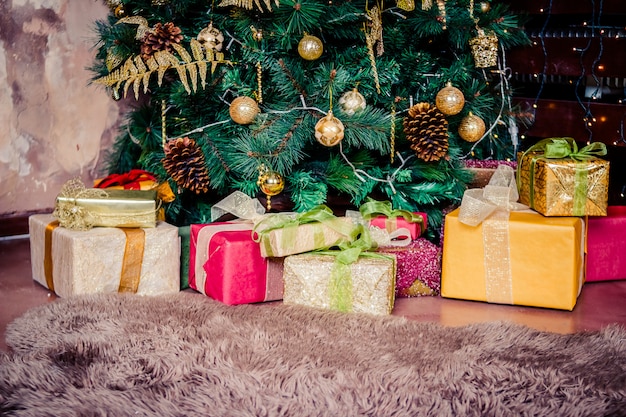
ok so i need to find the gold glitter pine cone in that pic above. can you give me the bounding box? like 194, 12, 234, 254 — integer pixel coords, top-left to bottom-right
403, 102, 449, 162
140, 22, 184, 61
162, 137, 210, 194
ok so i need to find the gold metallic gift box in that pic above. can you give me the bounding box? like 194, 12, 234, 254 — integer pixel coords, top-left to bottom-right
283, 253, 396, 315
517, 152, 609, 216
29, 214, 180, 298
441, 208, 585, 311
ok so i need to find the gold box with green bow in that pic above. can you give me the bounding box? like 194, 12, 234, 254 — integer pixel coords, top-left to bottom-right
517, 138, 610, 217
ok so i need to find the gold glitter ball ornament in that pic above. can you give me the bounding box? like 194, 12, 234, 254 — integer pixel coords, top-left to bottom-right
197, 23, 224, 52
229, 96, 260, 125
338, 88, 367, 116
458, 113, 486, 142
469, 29, 499, 68
435, 83, 465, 116
114, 4, 126, 18
315, 111, 345, 147
479, 1, 491, 13
258, 170, 285, 197
298, 34, 324, 61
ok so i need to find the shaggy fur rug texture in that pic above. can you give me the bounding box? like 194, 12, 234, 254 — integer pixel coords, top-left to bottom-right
1, 293, 625, 417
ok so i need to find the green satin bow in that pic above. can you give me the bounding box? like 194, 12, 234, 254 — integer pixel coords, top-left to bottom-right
316, 226, 395, 312
541, 137, 607, 160
359, 200, 425, 233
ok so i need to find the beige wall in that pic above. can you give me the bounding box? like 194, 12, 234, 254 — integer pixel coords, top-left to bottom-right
1, 0, 123, 216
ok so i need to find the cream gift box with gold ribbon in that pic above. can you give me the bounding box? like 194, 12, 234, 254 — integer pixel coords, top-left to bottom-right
29, 214, 180, 298
440, 166, 585, 311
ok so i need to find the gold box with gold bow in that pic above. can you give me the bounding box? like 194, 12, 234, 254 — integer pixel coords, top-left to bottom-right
53, 178, 158, 230
517, 138, 610, 216
28, 214, 180, 298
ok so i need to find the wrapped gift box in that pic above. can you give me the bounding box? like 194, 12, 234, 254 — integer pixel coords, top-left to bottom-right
378, 239, 441, 297
586, 206, 626, 282
255, 216, 357, 258
283, 253, 396, 315
369, 213, 427, 241
179, 226, 191, 289
190, 222, 284, 305
29, 214, 180, 298
441, 208, 585, 310
54, 178, 158, 229
517, 145, 609, 216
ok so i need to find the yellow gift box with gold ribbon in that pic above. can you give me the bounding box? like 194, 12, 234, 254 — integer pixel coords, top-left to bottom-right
517, 137, 610, 216
28, 214, 180, 298
441, 166, 585, 310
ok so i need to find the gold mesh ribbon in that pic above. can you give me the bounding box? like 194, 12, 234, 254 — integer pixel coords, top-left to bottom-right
53, 178, 108, 231
44, 221, 60, 292
458, 165, 528, 304
210, 191, 266, 222
118, 228, 146, 293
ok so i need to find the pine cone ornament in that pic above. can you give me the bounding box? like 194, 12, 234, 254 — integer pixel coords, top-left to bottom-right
403, 102, 449, 162
162, 137, 210, 194
140, 22, 183, 61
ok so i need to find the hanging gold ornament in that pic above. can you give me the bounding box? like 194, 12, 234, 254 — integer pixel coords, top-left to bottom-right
229, 96, 260, 125
396, 0, 415, 11
435, 83, 465, 116
458, 112, 486, 142
338, 88, 367, 116
315, 111, 345, 147
421, 0, 433, 10
437, 0, 447, 30
114, 4, 126, 18
479, 1, 491, 13
298, 34, 324, 61
469, 29, 499, 68
257, 165, 285, 210
197, 23, 224, 52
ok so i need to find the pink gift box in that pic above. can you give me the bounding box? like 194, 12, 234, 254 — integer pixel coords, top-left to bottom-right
369, 212, 427, 240
586, 206, 626, 282
190, 222, 284, 305
377, 238, 441, 297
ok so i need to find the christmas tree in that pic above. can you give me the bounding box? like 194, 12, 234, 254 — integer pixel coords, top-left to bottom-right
92, 0, 529, 238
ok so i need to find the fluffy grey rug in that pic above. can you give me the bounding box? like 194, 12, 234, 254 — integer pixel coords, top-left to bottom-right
1, 293, 625, 417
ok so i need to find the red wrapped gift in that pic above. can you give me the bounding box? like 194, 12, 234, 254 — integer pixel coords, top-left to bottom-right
369, 214, 427, 240
586, 206, 626, 282
377, 238, 441, 297
359, 200, 427, 240
94, 169, 158, 190
190, 222, 284, 305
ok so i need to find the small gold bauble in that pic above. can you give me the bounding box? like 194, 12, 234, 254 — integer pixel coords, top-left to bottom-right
435, 83, 465, 116
297, 34, 324, 61
315, 111, 345, 147
258, 171, 285, 196
229, 96, 260, 125
458, 113, 486, 142
197, 23, 224, 52
114, 4, 126, 18
479, 1, 491, 13
338, 88, 367, 116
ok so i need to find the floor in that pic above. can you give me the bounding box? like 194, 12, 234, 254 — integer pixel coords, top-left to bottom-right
2, 236, 626, 352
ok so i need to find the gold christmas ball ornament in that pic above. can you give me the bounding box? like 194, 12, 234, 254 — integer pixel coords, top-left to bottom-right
315, 111, 345, 147
458, 113, 486, 142
297, 34, 324, 61
435, 83, 465, 116
338, 88, 367, 116
197, 23, 224, 52
229, 96, 260, 125
114, 4, 126, 18
479, 1, 491, 13
258, 170, 285, 197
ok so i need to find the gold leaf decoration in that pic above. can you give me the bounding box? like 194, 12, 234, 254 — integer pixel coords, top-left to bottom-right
93, 44, 232, 100
218, 0, 279, 12
117, 16, 151, 40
